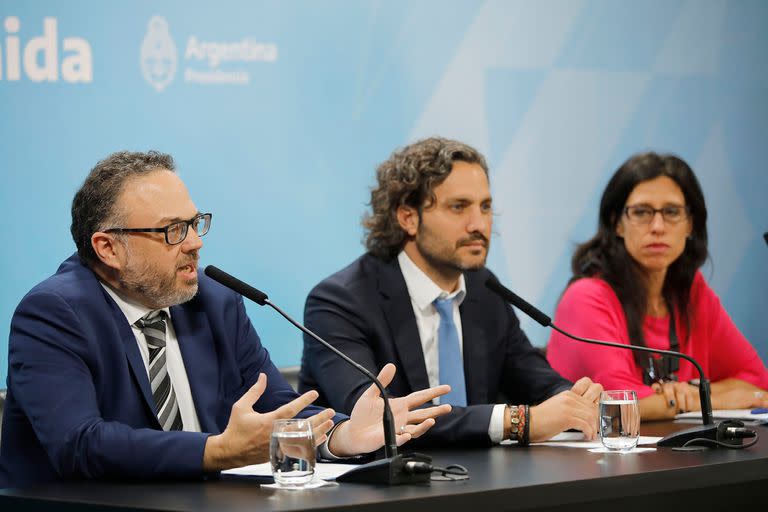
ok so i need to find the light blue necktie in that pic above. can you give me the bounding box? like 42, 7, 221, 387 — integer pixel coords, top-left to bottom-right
433, 297, 467, 407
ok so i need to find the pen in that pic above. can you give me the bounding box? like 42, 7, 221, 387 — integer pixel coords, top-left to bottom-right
751, 408, 768, 414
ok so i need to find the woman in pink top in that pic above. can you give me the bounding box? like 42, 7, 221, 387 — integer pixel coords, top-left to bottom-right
546, 152, 768, 420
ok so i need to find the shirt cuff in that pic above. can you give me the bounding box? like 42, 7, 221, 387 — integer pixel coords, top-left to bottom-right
317, 420, 346, 461
316, 419, 374, 463
488, 403, 507, 444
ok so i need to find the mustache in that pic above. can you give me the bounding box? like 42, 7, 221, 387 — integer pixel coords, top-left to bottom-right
178, 252, 200, 267
456, 233, 488, 248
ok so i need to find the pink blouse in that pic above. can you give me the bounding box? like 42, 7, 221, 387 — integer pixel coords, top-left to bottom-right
546, 272, 768, 399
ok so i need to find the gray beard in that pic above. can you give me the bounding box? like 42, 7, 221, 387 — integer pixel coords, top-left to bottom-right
119, 261, 198, 309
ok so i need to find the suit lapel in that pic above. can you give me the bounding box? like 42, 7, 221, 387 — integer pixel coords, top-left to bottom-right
378, 258, 430, 394
171, 302, 220, 433
102, 290, 159, 427
460, 289, 490, 404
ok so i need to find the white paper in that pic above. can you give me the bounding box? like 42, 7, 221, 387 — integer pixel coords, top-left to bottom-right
532, 432, 662, 449
675, 409, 768, 423
223, 462, 360, 480
261, 479, 339, 490
588, 447, 656, 454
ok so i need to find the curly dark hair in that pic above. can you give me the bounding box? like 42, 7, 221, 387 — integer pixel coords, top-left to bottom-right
363, 137, 488, 259
71, 150, 176, 266
570, 152, 708, 367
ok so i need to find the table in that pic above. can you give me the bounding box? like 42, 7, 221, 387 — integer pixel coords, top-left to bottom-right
2, 422, 767, 511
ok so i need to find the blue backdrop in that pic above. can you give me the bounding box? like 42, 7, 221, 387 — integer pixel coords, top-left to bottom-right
1, 1, 766, 385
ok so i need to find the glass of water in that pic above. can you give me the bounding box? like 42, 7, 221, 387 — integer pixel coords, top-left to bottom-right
270, 418, 316, 487
599, 390, 640, 451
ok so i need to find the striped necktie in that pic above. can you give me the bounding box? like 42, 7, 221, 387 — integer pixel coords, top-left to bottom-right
135, 311, 183, 431
433, 297, 468, 407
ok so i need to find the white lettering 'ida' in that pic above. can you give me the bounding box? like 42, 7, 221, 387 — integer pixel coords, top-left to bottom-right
1, 16, 93, 83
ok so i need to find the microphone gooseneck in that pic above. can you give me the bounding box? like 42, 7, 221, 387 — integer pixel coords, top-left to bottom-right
261, 298, 398, 458
204, 265, 398, 457
485, 276, 714, 426
203, 265, 443, 483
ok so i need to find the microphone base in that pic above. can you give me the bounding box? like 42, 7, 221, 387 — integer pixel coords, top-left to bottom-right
336, 453, 432, 485
657, 420, 746, 449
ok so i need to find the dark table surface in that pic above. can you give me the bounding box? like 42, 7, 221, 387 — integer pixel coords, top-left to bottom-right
2, 421, 767, 511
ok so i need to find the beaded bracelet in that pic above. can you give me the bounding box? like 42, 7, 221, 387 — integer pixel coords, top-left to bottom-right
508, 405, 520, 441
508, 404, 529, 445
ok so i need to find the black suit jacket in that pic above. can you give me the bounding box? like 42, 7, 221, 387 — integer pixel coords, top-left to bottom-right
299, 253, 571, 447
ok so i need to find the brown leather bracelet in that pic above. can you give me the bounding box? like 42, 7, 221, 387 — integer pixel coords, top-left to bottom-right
521, 405, 530, 446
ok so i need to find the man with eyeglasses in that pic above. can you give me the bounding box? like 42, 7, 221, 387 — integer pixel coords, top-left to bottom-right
0, 151, 451, 488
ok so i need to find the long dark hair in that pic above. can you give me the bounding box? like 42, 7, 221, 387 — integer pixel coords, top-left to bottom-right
571, 152, 708, 366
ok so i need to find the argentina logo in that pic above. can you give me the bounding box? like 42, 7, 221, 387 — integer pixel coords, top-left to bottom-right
140, 16, 176, 92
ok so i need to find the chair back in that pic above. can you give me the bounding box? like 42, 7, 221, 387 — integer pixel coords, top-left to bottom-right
0, 388, 6, 443
279, 366, 300, 391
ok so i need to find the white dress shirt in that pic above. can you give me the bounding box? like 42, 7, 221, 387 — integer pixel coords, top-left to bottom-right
397, 251, 507, 443
101, 282, 350, 459
101, 284, 202, 433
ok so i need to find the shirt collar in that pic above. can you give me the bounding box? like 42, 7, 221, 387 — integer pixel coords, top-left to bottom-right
397, 250, 466, 313
100, 282, 171, 326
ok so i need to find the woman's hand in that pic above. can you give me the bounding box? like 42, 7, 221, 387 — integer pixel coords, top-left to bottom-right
651, 381, 700, 414
712, 388, 768, 410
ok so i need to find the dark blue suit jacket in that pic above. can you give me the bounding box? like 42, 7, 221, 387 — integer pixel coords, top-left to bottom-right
299, 253, 571, 447
0, 255, 336, 488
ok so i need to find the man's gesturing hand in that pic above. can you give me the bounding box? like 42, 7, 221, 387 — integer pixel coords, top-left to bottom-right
202, 373, 334, 471
328, 363, 452, 457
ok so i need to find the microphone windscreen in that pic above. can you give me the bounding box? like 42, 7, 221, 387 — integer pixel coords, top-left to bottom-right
485, 276, 551, 327
204, 265, 268, 305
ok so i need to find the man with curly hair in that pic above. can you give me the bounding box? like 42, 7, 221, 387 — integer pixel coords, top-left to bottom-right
299, 137, 602, 447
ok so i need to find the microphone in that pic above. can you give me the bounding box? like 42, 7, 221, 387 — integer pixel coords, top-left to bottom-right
484, 276, 753, 449
204, 265, 433, 484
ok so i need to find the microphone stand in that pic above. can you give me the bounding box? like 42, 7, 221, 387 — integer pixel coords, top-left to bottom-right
484, 277, 750, 449
204, 265, 432, 484
547, 324, 719, 448
264, 299, 432, 484
548, 323, 713, 426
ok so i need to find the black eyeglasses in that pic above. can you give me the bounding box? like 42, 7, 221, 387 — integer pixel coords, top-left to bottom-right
105, 213, 212, 245
623, 204, 688, 225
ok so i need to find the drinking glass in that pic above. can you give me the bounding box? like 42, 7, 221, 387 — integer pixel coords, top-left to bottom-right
599, 390, 640, 451
269, 419, 316, 487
